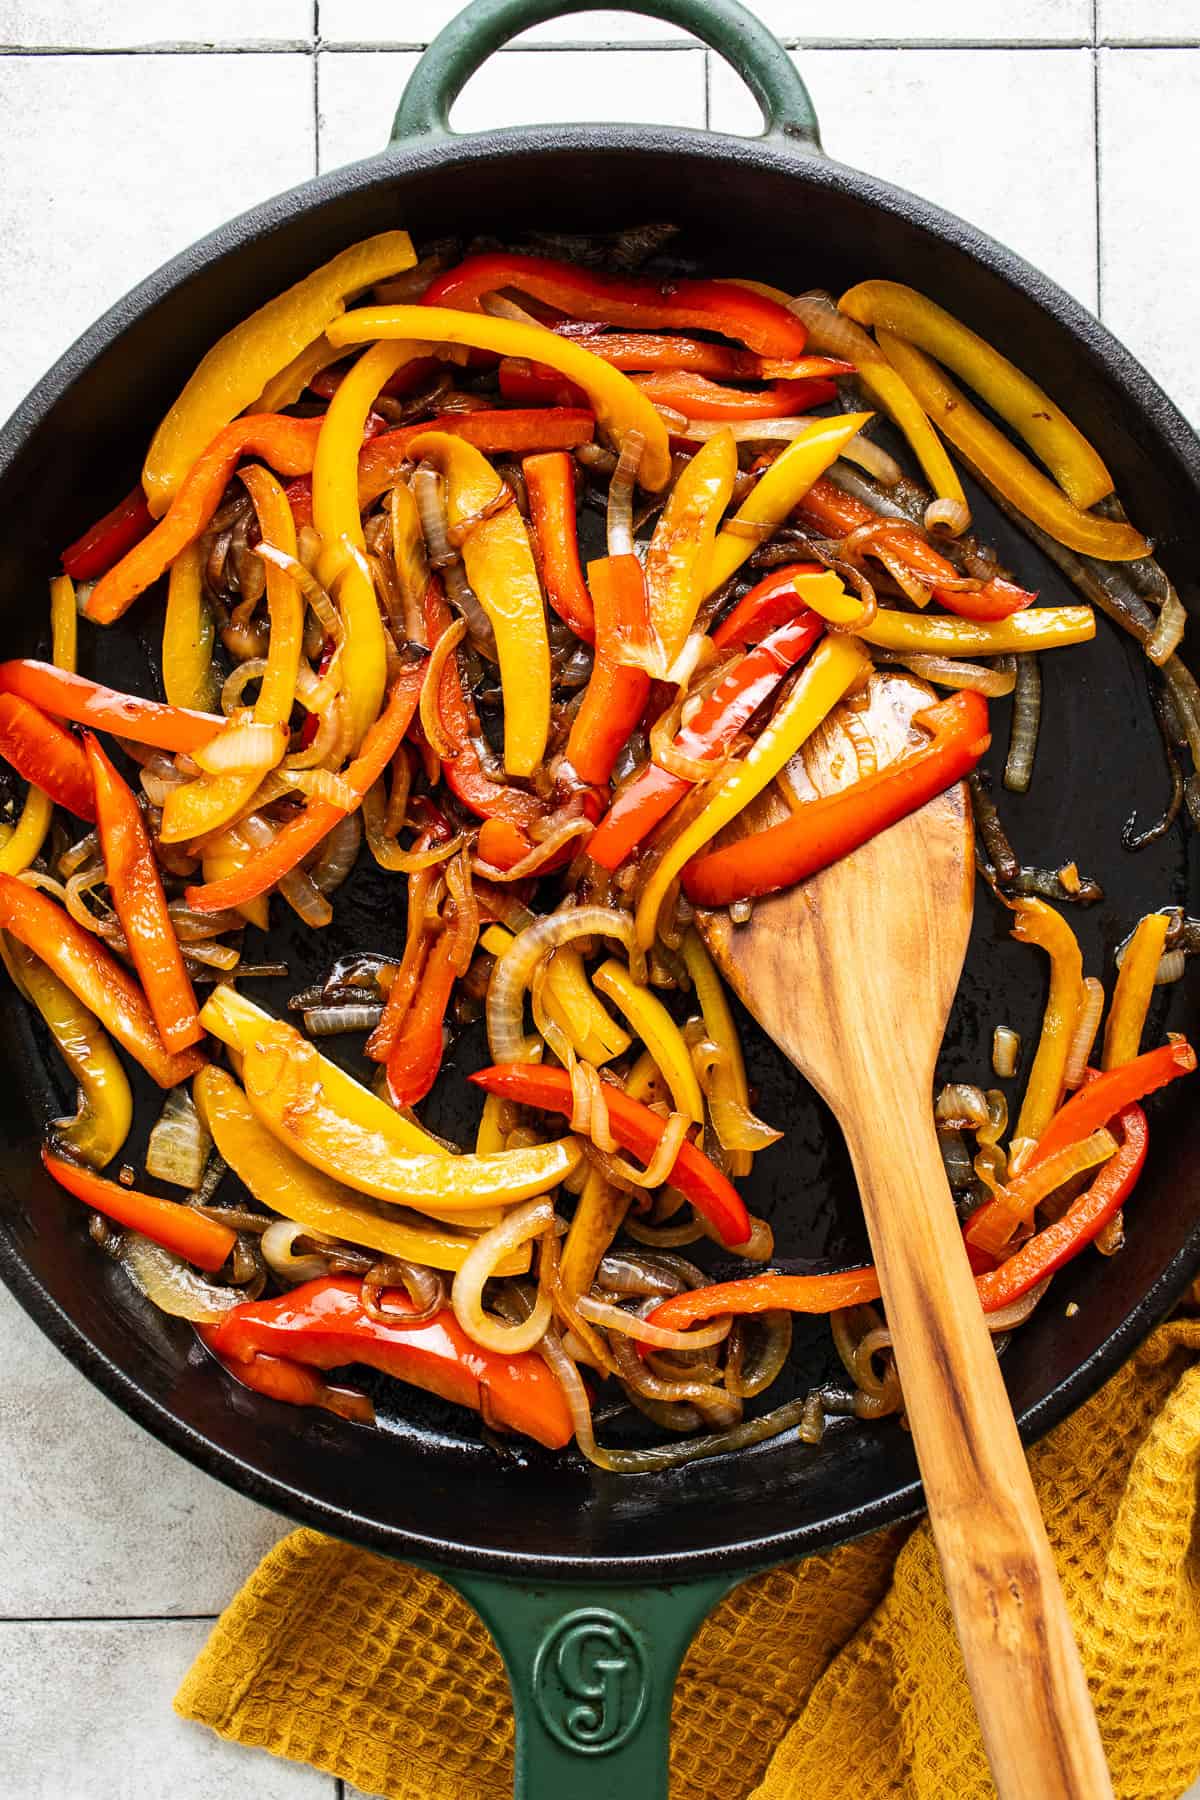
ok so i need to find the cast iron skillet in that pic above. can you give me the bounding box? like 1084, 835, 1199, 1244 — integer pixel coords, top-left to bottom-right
0, 1, 1197, 1791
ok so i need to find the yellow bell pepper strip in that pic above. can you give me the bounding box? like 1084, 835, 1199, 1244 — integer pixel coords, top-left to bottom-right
194, 1066, 530, 1276
0, 933, 131, 1169
683, 690, 992, 907
229, 1014, 580, 1214
680, 928, 754, 1177
481, 925, 630, 1066
732, 280, 967, 509
1103, 911, 1171, 1071
314, 339, 424, 749
199, 842, 268, 932
42, 1146, 236, 1271
49, 572, 76, 673
199, 985, 450, 1156
855, 603, 1095, 658
592, 957, 705, 1123
644, 428, 737, 672
1011, 898, 1085, 1143
160, 466, 303, 843
875, 332, 1150, 561
85, 732, 203, 1054
634, 636, 871, 949
839, 280, 1114, 510
142, 229, 415, 515
560, 1166, 629, 1300
700, 413, 875, 598
252, 334, 346, 413
162, 541, 219, 714
0, 572, 80, 874
0, 781, 51, 876
183, 659, 425, 912
87, 413, 323, 626
405, 430, 551, 776
324, 304, 673, 491
475, 1090, 509, 1156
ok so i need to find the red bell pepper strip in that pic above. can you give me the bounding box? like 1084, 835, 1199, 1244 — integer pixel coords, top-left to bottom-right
649, 1266, 883, 1334
420, 581, 547, 830
0, 693, 95, 820
711, 564, 825, 650
424, 253, 810, 359
564, 555, 651, 787
796, 478, 1036, 621
974, 1103, 1148, 1312
554, 326, 851, 381
588, 609, 825, 870
86, 415, 324, 625
523, 451, 595, 643
683, 689, 991, 907
498, 360, 587, 409
184, 659, 426, 912
61, 485, 155, 582
42, 1147, 234, 1271
84, 732, 201, 1053
1026, 1038, 1195, 1165
0, 661, 223, 756
386, 928, 459, 1107
0, 875, 204, 1087
311, 354, 442, 401
469, 1062, 751, 1247
199, 1329, 376, 1424
631, 370, 837, 420
205, 1275, 575, 1449
357, 408, 594, 510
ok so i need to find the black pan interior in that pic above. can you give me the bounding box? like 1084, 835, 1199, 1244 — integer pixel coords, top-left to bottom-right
0, 128, 1196, 1579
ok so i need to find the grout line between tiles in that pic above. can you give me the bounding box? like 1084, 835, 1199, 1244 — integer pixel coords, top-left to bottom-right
1094, 38, 1104, 320
0, 37, 1198, 56
0, 1613, 220, 1625
703, 47, 711, 128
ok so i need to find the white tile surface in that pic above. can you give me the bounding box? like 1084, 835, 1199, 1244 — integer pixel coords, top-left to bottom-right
0, 1286, 292, 1617
0, 1619, 333, 1797
1099, 0, 1200, 41
0, 51, 314, 427
320, 0, 1093, 45
0, 0, 313, 45
318, 45, 706, 168
709, 47, 1099, 308
1099, 49, 1200, 428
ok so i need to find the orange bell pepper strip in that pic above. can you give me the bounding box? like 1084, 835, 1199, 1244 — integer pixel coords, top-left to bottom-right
364, 881, 436, 1064
61, 484, 155, 581
183, 658, 426, 913
588, 608, 825, 871
469, 1062, 752, 1248
523, 451, 595, 643
84, 733, 202, 1053
142, 229, 415, 515
325, 306, 671, 490
649, 1266, 883, 1332
684, 689, 990, 907
204, 1275, 574, 1449
42, 1146, 235, 1271
199, 1329, 375, 1425
424, 252, 811, 359
632, 370, 838, 420
797, 477, 1036, 621
564, 555, 651, 786
0, 875, 205, 1086
0, 660, 222, 755
0, 692, 95, 820
385, 929, 459, 1107
86, 414, 323, 625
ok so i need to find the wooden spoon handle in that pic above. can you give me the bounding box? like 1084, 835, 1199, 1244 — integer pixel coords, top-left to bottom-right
842, 1097, 1112, 1800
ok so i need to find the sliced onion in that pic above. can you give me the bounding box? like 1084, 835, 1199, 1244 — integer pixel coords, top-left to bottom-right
145, 1087, 213, 1189
649, 687, 730, 785
310, 810, 361, 895
586, 1109, 690, 1194
673, 416, 819, 445
238, 811, 332, 927
363, 781, 468, 873
183, 941, 241, 971
58, 830, 98, 878
64, 866, 110, 935
840, 431, 902, 485
924, 497, 971, 538
575, 1292, 730, 1351
1113, 930, 1186, 987
413, 461, 497, 659
361, 1258, 447, 1325
443, 847, 479, 975
220, 657, 268, 716
1004, 653, 1041, 794
193, 716, 287, 777
882, 651, 1016, 697
420, 615, 468, 760
487, 905, 641, 1062
608, 1332, 741, 1425
606, 429, 645, 559
256, 540, 345, 648
280, 766, 359, 811
120, 1234, 244, 1323
261, 1219, 332, 1284
981, 1277, 1051, 1332
992, 1025, 1021, 1080
167, 902, 245, 940
723, 1311, 792, 1399
452, 1197, 556, 1353
1062, 976, 1106, 1089
303, 1003, 384, 1035
1146, 589, 1187, 666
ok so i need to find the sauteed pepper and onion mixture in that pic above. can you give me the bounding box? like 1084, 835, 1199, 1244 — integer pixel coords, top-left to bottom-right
2, 225, 1195, 1466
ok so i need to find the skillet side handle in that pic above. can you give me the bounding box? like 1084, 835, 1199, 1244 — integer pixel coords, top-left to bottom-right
430, 1566, 737, 1799
389, 0, 821, 148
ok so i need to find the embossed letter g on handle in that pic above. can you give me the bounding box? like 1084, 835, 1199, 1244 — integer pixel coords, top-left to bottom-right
532, 1608, 649, 1755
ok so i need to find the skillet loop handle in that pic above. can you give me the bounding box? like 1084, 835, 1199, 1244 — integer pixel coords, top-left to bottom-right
389, 0, 821, 148
429, 1566, 736, 1799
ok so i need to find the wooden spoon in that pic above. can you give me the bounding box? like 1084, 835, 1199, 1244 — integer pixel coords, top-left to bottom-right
698, 667, 1112, 1799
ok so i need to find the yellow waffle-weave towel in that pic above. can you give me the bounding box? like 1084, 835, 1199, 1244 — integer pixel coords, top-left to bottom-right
176, 1315, 1200, 1799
